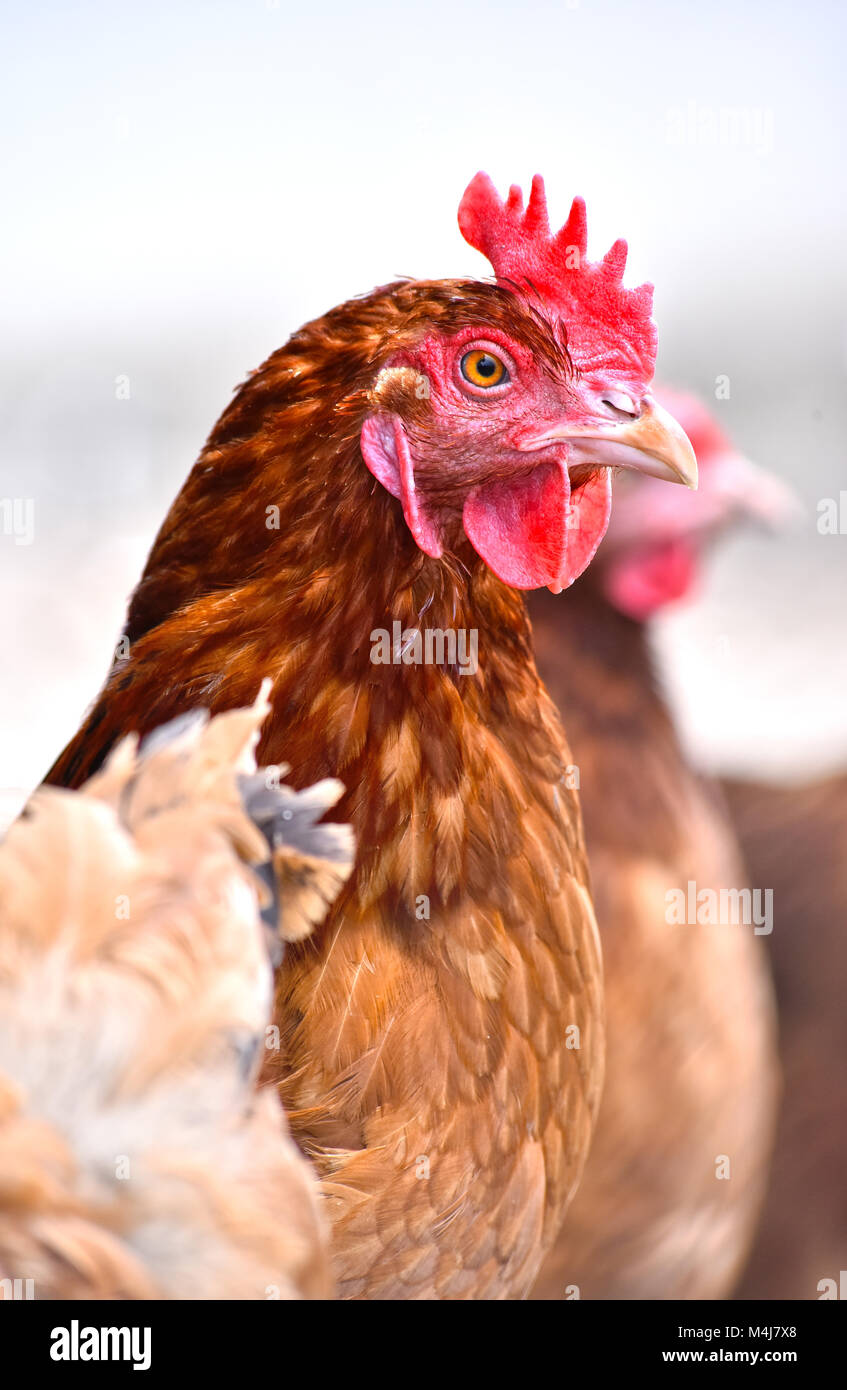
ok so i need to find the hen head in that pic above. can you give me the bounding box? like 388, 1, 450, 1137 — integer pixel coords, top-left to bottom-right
360, 173, 697, 595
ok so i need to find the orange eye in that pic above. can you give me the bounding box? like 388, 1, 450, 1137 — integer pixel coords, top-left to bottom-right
460, 349, 509, 389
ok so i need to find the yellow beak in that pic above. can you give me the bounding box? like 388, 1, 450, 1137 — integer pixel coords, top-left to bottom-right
525, 396, 699, 490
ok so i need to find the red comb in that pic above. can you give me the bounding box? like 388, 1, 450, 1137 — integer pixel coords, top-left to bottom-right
458, 173, 657, 381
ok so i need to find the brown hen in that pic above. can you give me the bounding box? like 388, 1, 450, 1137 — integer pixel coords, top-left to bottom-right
44, 175, 696, 1298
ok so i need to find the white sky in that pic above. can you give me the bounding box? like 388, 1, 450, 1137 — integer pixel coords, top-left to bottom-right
2, 0, 845, 334
2, 0, 846, 795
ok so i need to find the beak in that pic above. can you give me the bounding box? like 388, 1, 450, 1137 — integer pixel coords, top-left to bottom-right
524, 396, 699, 490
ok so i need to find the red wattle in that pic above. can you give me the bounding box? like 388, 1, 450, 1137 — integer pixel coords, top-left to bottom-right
603, 536, 697, 620
463, 463, 612, 592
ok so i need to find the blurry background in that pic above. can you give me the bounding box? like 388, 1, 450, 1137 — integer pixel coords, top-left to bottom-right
1, 0, 845, 1296
2, 0, 846, 802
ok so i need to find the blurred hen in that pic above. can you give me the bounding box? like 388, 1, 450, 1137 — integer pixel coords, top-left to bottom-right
0, 688, 353, 1299
727, 771, 847, 1300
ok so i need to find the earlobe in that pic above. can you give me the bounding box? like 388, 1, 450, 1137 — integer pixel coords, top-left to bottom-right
360, 413, 444, 559
361, 414, 403, 498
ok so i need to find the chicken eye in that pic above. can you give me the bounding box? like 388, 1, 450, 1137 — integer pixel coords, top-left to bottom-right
460, 349, 509, 389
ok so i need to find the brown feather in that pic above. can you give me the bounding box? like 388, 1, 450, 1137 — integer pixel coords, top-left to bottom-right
43, 279, 605, 1299
2, 698, 340, 1299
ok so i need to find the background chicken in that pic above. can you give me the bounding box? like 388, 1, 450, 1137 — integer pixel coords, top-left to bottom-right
727, 772, 847, 1299
0, 687, 353, 1300
528, 390, 788, 1299
42, 174, 696, 1299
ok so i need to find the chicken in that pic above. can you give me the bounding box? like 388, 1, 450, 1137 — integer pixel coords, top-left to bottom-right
1, 687, 354, 1299
43, 173, 696, 1299
528, 390, 786, 1299
724, 773, 847, 1300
